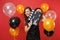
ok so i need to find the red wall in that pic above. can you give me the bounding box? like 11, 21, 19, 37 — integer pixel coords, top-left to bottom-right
0, 0, 60, 40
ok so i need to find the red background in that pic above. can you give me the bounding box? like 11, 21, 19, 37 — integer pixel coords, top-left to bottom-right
0, 0, 60, 40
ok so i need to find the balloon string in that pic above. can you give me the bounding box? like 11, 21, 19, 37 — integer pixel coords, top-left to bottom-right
14, 36, 15, 40
14, 32, 15, 40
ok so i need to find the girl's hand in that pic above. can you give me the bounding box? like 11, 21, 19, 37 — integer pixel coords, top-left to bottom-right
28, 21, 32, 27
25, 21, 32, 32
42, 15, 46, 22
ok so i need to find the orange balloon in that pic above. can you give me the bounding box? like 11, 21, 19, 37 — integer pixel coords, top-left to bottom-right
43, 18, 55, 32
41, 3, 49, 13
9, 28, 19, 37
16, 4, 24, 14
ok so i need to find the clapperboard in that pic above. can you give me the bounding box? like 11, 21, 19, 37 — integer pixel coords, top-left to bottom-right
28, 10, 42, 25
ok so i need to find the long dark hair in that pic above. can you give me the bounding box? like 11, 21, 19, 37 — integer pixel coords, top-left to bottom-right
34, 8, 43, 12
24, 7, 32, 26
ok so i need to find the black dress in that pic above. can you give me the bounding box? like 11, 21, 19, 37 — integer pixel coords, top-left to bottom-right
26, 24, 40, 40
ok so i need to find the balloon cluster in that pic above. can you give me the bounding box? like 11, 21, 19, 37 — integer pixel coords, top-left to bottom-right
3, 2, 24, 37
40, 3, 57, 37
9, 17, 20, 37
3, 2, 24, 17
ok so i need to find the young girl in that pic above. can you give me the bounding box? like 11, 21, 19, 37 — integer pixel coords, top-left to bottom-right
24, 7, 42, 40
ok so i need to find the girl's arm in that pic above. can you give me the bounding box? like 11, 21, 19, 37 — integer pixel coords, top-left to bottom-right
25, 21, 32, 32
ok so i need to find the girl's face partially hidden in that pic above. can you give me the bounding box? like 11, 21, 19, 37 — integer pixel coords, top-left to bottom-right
25, 9, 31, 17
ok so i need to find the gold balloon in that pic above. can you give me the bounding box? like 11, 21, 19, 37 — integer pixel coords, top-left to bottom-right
9, 28, 19, 37
16, 4, 24, 14
43, 18, 55, 32
41, 3, 49, 13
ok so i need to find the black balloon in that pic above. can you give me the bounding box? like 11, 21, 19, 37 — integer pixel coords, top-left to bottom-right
44, 29, 54, 37
9, 17, 20, 29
